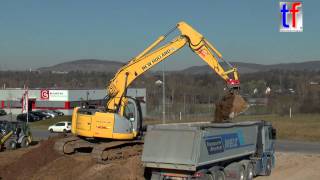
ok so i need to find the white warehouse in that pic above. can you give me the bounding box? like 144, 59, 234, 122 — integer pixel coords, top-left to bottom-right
0, 88, 146, 116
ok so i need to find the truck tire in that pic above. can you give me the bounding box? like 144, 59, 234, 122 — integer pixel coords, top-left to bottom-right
150, 172, 161, 180
239, 166, 245, 180
20, 137, 29, 148
215, 170, 225, 180
265, 159, 272, 176
245, 163, 254, 180
202, 173, 214, 180
49, 129, 54, 133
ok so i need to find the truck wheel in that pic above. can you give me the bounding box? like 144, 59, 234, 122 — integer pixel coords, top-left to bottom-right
215, 170, 225, 180
150, 172, 161, 180
63, 129, 67, 133
50, 129, 54, 133
239, 166, 245, 180
20, 137, 29, 148
265, 159, 272, 176
245, 163, 254, 180
203, 173, 214, 180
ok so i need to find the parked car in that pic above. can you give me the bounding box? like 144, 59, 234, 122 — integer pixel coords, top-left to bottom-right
48, 121, 71, 133
36, 110, 56, 118
0, 109, 7, 116
52, 110, 64, 116
16, 113, 40, 122
30, 111, 51, 120
46, 110, 59, 117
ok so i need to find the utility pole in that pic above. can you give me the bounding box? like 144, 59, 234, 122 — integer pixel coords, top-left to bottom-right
162, 62, 166, 124
208, 96, 211, 113
183, 93, 186, 115
86, 90, 89, 101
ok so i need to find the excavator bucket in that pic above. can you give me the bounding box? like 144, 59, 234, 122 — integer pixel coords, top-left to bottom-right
213, 93, 249, 123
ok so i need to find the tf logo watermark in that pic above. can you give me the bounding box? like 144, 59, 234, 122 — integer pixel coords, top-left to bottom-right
280, 2, 303, 32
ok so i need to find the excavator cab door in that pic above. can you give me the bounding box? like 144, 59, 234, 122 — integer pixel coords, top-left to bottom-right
124, 98, 139, 132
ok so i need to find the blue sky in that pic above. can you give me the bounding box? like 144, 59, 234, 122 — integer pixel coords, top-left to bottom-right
0, 0, 319, 70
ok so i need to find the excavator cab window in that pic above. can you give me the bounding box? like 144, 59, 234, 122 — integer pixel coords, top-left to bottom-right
124, 100, 136, 122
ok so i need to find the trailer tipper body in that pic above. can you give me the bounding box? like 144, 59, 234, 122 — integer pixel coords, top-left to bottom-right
142, 121, 276, 180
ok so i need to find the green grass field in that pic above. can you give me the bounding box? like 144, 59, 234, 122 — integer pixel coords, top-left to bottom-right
29, 114, 320, 142
234, 114, 320, 142
29, 116, 71, 129
146, 114, 320, 142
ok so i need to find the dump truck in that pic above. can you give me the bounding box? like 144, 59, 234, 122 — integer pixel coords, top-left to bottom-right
142, 121, 276, 180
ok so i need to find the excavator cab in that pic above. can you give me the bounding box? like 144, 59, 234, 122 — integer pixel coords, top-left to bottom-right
72, 97, 143, 140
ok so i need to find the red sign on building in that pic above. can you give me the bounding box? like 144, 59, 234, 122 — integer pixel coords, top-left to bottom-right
40, 89, 49, 100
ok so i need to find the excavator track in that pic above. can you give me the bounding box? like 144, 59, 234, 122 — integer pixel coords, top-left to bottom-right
54, 136, 143, 163
92, 140, 143, 164
54, 136, 94, 155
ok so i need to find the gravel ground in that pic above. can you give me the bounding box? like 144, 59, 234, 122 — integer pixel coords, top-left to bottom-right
256, 152, 320, 180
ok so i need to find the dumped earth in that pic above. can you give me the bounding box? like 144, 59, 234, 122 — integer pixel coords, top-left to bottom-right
0, 136, 144, 180
214, 92, 249, 123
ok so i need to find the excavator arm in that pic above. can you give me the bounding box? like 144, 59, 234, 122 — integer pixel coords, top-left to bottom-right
106, 21, 241, 113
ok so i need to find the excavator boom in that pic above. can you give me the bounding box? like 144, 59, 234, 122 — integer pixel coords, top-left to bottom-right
106, 21, 241, 114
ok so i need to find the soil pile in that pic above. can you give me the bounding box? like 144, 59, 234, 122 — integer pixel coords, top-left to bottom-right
0, 137, 61, 180
0, 137, 145, 180
214, 93, 248, 122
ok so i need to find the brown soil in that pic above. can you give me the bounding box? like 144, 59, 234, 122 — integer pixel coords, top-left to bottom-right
0, 137, 60, 180
214, 93, 248, 122
0, 137, 144, 180
256, 152, 320, 180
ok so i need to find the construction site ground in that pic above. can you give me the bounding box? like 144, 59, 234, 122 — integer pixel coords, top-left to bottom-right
0, 137, 320, 180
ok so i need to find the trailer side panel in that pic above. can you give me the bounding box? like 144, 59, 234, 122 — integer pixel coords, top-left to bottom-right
198, 125, 258, 166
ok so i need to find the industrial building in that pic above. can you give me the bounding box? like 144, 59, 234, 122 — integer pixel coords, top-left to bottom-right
0, 88, 146, 116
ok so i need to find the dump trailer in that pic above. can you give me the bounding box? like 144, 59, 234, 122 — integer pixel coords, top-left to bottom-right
142, 121, 276, 180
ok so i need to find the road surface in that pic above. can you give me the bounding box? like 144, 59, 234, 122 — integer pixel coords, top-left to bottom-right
275, 140, 320, 154
31, 128, 320, 154
31, 128, 58, 140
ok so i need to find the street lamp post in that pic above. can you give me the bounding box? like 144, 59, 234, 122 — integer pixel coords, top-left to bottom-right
162, 62, 166, 124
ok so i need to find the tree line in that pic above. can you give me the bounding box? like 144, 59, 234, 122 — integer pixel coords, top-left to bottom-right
0, 70, 319, 115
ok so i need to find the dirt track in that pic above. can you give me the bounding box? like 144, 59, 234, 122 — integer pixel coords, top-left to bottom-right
0, 138, 319, 180
256, 152, 320, 180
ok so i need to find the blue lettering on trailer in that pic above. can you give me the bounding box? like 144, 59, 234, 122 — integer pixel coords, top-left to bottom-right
205, 137, 224, 154
205, 131, 254, 155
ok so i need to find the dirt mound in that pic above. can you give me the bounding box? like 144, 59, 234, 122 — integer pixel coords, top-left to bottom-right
86, 156, 145, 180
214, 93, 248, 122
0, 137, 61, 180
0, 137, 145, 180
31, 155, 144, 180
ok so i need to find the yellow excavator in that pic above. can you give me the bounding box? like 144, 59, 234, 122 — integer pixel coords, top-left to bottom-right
54, 21, 248, 162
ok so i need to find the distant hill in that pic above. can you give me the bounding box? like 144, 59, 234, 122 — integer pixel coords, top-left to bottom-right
38, 59, 125, 73
180, 61, 320, 74
38, 59, 320, 74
